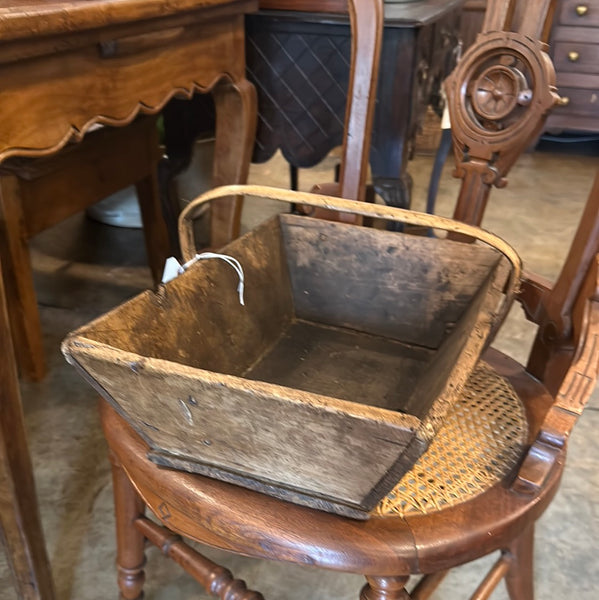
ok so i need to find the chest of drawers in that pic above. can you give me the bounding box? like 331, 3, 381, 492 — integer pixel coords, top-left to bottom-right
547, 0, 599, 132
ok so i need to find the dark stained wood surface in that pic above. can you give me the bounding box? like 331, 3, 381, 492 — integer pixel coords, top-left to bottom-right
259, 0, 465, 26
281, 215, 504, 347
240, 0, 464, 213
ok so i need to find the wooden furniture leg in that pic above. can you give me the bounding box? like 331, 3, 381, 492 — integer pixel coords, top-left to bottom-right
360, 576, 411, 600
0, 260, 55, 600
110, 449, 147, 600
136, 172, 171, 284
0, 176, 45, 381
504, 524, 535, 600
210, 78, 257, 249
134, 519, 265, 600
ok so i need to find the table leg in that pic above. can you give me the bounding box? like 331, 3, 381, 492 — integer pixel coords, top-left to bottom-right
0, 259, 55, 600
210, 78, 257, 249
0, 176, 46, 381
369, 29, 417, 219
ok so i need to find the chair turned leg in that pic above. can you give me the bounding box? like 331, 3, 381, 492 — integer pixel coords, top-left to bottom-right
360, 576, 411, 600
505, 524, 534, 600
110, 450, 147, 600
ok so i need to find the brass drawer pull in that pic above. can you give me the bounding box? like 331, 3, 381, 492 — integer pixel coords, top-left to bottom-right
568, 51, 580, 62
556, 96, 571, 106
576, 4, 589, 16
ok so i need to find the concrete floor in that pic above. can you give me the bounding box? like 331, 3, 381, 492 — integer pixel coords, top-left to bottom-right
1, 139, 598, 599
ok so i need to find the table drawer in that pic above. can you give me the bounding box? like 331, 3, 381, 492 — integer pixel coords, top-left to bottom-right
553, 86, 599, 118
553, 41, 599, 74
558, 0, 599, 27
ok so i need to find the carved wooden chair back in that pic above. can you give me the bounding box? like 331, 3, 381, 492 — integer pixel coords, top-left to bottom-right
446, 0, 599, 498
445, 0, 559, 226
314, 0, 382, 203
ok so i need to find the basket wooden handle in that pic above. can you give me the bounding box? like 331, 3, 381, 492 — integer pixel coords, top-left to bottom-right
179, 184, 521, 333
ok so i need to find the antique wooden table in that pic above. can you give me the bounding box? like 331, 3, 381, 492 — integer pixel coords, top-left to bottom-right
249, 0, 464, 209
0, 1, 257, 598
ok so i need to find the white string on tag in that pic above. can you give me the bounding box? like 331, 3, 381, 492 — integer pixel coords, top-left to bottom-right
161, 253, 245, 306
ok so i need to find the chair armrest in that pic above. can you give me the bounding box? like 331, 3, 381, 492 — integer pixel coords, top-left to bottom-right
512, 254, 599, 494
517, 271, 552, 323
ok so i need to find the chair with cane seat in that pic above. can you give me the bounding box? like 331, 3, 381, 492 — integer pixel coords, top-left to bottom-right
95, 1, 599, 599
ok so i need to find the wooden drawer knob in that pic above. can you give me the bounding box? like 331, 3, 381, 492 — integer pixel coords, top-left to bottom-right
568, 51, 580, 62
576, 4, 589, 16
556, 96, 570, 106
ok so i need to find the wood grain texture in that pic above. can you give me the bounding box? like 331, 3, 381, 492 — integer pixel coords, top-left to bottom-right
0, 15, 250, 161
0, 175, 45, 381
337, 0, 382, 202
210, 78, 258, 248
67, 342, 421, 515
0, 117, 169, 381
73, 2, 599, 599
0, 261, 55, 599
64, 209, 511, 516
97, 349, 561, 575
0, 0, 253, 41
281, 215, 503, 347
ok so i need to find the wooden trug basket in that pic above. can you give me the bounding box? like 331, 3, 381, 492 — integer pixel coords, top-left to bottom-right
63, 185, 520, 519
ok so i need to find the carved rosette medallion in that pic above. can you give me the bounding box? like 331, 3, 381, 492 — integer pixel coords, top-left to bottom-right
444, 31, 559, 182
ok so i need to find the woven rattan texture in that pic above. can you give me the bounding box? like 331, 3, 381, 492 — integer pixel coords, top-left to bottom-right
376, 362, 527, 517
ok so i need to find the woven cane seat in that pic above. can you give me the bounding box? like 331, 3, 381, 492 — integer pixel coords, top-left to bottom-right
376, 361, 527, 517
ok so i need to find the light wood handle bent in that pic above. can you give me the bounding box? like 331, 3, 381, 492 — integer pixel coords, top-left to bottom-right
179, 184, 522, 332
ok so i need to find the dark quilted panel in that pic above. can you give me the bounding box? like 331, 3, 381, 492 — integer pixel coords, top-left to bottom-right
246, 17, 351, 167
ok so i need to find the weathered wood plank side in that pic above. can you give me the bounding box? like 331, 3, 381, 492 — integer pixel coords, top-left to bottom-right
404, 267, 500, 421
281, 215, 504, 348
245, 320, 435, 409
65, 345, 419, 514
76, 217, 293, 376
